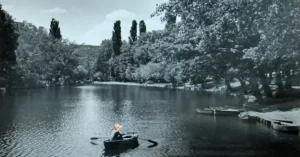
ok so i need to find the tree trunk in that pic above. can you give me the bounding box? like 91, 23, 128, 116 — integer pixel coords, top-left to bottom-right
292, 69, 296, 77
282, 71, 285, 80
0, 63, 2, 80
55, 75, 60, 85
249, 77, 262, 102
268, 72, 273, 84
225, 79, 234, 92
275, 71, 285, 97
284, 70, 292, 89
201, 83, 205, 89
258, 69, 273, 97
238, 77, 247, 94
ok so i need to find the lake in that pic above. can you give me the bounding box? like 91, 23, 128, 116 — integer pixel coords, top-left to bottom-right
0, 84, 300, 157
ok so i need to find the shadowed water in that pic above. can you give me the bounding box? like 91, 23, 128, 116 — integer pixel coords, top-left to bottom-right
0, 84, 300, 157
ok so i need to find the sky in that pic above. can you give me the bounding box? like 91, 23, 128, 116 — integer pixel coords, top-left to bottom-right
1, 0, 167, 45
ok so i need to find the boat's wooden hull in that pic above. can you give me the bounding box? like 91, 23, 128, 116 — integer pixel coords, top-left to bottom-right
196, 108, 213, 115
210, 106, 243, 116
214, 110, 241, 116
197, 107, 242, 116
104, 134, 139, 150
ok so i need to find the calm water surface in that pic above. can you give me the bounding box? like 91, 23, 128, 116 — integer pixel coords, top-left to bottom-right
0, 84, 300, 157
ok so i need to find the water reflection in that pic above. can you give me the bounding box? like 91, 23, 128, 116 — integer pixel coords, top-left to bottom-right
0, 96, 16, 157
0, 85, 299, 157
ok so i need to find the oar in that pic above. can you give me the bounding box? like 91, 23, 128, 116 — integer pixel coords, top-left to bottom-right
90, 141, 99, 145
124, 132, 158, 146
139, 137, 158, 146
90, 137, 108, 140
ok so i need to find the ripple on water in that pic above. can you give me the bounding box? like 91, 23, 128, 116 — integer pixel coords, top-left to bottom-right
2, 85, 300, 157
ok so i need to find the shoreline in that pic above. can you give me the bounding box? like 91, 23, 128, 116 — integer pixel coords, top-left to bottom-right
93, 81, 222, 93
93, 81, 173, 88
0, 82, 89, 92
1, 81, 239, 95
93, 81, 243, 95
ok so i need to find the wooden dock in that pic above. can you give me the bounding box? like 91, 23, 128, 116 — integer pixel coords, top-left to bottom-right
239, 112, 300, 134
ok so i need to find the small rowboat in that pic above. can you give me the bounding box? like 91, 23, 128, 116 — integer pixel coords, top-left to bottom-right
196, 108, 214, 115
209, 106, 244, 116
103, 133, 139, 150
197, 106, 244, 116
214, 109, 242, 116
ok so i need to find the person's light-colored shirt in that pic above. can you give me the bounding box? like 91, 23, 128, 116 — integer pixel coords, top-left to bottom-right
110, 130, 123, 141
110, 130, 117, 140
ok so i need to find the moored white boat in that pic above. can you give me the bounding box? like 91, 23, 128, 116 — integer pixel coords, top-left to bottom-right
196, 108, 213, 115
209, 106, 245, 116
197, 106, 246, 116
271, 121, 300, 133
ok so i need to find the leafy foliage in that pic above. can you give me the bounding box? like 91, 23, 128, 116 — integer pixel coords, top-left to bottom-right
105, 0, 300, 98
94, 39, 113, 80
130, 20, 137, 43
2, 0, 300, 99
0, 4, 19, 87
49, 18, 62, 39
112, 20, 122, 56
139, 20, 147, 35
14, 20, 96, 88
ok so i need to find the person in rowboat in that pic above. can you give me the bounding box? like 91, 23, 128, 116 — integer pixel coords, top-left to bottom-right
110, 123, 124, 141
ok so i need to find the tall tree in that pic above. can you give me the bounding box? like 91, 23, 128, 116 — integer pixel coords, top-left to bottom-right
112, 20, 122, 55
95, 39, 113, 80
49, 18, 62, 39
0, 4, 19, 87
130, 20, 137, 44
139, 20, 146, 35
128, 36, 133, 45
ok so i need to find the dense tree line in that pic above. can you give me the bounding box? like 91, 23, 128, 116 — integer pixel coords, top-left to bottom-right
14, 21, 91, 87
93, 0, 300, 100
0, 4, 18, 88
2, 0, 300, 101
0, 3, 99, 88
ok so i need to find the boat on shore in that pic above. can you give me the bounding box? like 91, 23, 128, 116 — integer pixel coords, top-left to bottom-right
196, 108, 214, 115
103, 133, 139, 150
197, 106, 245, 116
214, 109, 242, 116
210, 106, 245, 116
